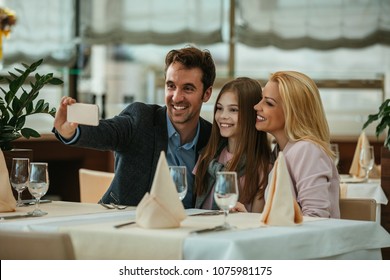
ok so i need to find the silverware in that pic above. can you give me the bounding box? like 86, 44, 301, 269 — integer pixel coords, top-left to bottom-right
114, 221, 136, 229
0, 213, 36, 220
189, 210, 224, 216
99, 202, 129, 210
111, 203, 129, 210
99, 202, 115, 209
191, 225, 229, 234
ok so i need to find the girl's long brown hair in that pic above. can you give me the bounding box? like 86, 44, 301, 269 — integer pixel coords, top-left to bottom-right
195, 77, 271, 204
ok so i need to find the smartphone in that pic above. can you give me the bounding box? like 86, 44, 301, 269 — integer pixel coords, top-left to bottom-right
67, 103, 99, 126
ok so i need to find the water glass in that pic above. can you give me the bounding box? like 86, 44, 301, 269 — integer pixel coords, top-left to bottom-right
359, 146, 375, 182
168, 166, 188, 200
27, 162, 49, 216
214, 171, 239, 229
330, 143, 340, 167
9, 158, 30, 207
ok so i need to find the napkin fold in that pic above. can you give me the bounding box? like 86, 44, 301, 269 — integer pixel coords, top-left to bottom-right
136, 151, 186, 229
260, 152, 303, 226
0, 150, 16, 212
349, 131, 381, 178
340, 183, 348, 199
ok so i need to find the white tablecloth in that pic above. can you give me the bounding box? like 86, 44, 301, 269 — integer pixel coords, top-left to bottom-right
1, 202, 390, 260
184, 217, 388, 260
340, 178, 388, 223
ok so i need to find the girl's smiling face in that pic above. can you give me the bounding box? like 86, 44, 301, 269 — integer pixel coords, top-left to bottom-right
215, 91, 239, 140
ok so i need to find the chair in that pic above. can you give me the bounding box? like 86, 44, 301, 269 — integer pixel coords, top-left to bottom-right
339, 198, 376, 222
79, 168, 114, 203
0, 230, 75, 260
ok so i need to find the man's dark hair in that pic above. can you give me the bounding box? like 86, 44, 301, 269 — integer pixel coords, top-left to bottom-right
165, 45, 216, 92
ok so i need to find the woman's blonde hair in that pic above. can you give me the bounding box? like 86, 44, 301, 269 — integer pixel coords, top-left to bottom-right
270, 71, 333, 158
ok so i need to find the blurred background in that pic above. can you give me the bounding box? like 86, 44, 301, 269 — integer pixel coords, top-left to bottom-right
1, 0, 389, 201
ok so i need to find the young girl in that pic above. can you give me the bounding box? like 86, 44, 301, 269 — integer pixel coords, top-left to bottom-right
194, 77, 271, 212
254, 71, 340, 218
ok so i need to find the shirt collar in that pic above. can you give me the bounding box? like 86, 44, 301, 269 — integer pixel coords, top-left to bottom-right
166, 113, 200, 150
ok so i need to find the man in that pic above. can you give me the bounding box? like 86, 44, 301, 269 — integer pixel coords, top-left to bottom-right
53, 46, 216, 208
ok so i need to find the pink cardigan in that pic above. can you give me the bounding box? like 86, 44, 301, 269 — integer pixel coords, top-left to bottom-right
274, 141, 340, 218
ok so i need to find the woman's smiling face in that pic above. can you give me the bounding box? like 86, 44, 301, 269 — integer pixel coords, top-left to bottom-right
254, 81, 285, 137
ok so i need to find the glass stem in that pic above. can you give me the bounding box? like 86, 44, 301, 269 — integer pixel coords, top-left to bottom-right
223, 210, 229, 228
17, 190, 22, 204
35, 197, 40, 211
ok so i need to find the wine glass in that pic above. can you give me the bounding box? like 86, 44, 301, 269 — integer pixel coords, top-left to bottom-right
330, 144, 340, 167
168, 166, 188, 200
359, 146, 375, 182
9, 158, 30, 207
214, 171, 239, 229
27, 162, 49, 216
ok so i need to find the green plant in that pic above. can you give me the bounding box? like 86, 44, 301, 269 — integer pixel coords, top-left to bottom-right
0, 59, 63, 151
362, 98, 390, 150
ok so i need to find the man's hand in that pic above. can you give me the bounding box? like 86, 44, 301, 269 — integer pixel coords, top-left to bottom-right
53, 96, 79, 139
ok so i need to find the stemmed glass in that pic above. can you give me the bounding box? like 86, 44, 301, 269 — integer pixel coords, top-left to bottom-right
359, 146, 375, 182
214, 171, 239, 229
330, 143, 340, 167
168, 166, 188, 200
27, 162, 49, 216
9, 158, 30, 207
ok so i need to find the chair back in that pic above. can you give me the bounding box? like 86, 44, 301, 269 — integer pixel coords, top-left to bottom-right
339, 198, 376, 222
79, 168, 114, 203
0, 230, 75, 260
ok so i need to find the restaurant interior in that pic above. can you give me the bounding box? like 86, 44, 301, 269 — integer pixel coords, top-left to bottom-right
1, 0, 390, 260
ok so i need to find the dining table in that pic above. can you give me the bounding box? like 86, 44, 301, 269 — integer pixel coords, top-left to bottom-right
1, 201, 390, 260
340, 177, 388, 223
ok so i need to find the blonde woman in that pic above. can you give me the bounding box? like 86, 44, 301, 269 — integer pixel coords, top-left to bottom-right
254, 71, 340, 218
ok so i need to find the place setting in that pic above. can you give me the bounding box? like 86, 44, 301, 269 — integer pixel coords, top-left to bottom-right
113, 150, 306, 234
0, 153, 50, 221
114, 165, 188, 228
113, 153, 242, 233
112, 151, 186, 230
189, 171, 239, 234
340, 131, 380, 184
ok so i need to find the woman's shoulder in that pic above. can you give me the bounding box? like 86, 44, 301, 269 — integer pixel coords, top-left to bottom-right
284, 140, 332, 177
285, 140, 324, 158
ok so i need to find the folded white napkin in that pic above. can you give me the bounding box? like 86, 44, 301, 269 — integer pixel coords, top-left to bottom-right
260, 152, 303, 226
136, 151, 186, 229
349, 131, 381, 178
0, 150, 16, 212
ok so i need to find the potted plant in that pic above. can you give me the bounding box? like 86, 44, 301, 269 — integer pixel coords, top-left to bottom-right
362, 98, 390, 258
0, 59, 63, 167
362, 98, 390, 149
